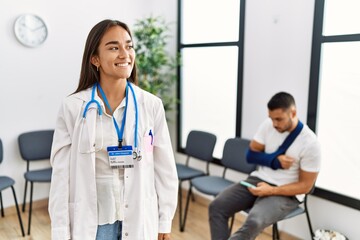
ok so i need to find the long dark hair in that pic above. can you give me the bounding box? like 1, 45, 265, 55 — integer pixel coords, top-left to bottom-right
74, 19, 138, 93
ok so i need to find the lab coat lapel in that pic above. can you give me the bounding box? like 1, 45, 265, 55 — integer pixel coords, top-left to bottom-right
85, 106, 97, 170
79, 88, 98, 172
73, 87, 99, 173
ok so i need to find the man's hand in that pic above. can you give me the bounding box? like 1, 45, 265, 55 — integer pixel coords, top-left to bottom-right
158, 233, 171, 240
277, 155, 295, 169
248, 182, 274, 197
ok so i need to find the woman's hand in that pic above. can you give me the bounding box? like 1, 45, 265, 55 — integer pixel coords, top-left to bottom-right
158, 233, 171, 240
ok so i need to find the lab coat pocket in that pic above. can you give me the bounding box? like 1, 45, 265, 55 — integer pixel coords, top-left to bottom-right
143, 128, 154, 153
138, 128, 154, 169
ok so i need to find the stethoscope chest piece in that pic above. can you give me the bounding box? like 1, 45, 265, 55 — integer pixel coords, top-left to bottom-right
132, 149, 142, 161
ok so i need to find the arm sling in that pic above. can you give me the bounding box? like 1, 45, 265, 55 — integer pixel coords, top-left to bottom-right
246, 121, 304, 170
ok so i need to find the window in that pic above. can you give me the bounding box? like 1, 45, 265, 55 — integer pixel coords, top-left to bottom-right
178, 0, 245, 158
309, 0, 360, 209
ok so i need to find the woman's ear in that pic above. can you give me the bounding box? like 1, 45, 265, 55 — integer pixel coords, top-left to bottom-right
90, 55, 99, 68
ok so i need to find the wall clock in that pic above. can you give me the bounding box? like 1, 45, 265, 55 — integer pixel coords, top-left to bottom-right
14, 14, 48, 48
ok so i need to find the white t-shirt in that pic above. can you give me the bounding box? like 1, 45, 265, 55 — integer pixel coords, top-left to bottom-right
250, 118, 321, 190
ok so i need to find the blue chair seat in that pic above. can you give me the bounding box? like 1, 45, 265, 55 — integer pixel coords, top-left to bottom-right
24, 168, 52, 182
0, 176, 15, 191
283, 206, 305, 219
176, 163, 205, 180
191, 176, 234, 196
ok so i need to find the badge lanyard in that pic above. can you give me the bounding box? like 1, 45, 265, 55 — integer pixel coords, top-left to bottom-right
98, 81, 141, 162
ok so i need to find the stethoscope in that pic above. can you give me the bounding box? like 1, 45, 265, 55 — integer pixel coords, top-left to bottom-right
78, 81, 141, 161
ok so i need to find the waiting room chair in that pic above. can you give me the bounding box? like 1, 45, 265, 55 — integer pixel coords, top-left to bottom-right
18, 130, 54, 235
176, 130, 217, 232
268, 188, 314, 240
182, 138, 255, 232
0, 138, 25, 237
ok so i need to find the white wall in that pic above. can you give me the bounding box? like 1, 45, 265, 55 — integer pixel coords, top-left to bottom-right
0, 0, 176, 208
242, 0, 313, 135
176, 0, 360, 239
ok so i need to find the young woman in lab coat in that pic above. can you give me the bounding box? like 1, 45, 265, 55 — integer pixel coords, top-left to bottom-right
48, 19, 178, 240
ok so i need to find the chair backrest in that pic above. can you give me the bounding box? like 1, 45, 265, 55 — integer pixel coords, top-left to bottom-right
0, 138, 3, 164
185, 130, 217, 162
221, 138, 256, 174
18, 130, 54, 161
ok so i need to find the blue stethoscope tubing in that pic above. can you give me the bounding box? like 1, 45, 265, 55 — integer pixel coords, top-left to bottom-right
83, 83, 103, 118
81, 81, 140, 160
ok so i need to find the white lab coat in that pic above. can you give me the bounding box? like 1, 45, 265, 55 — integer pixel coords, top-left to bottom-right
48, 84, 178, 240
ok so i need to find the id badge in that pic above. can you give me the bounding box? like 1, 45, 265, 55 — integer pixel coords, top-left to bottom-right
107, 146, 134, 168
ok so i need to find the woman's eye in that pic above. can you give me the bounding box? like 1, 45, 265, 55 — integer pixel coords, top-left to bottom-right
110, 47, 118, 50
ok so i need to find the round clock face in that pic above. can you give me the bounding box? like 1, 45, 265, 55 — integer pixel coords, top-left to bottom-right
14, 14, 48, 48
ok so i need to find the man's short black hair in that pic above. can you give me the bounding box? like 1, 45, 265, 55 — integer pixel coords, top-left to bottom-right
267, 92, 296, 111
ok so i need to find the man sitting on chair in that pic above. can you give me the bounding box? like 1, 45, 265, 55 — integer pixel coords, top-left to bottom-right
209, 92, 321, 240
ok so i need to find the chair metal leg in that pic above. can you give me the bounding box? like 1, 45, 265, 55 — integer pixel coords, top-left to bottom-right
304, 198, 314, 238
27, 182, 34, 235
229, 214, 235, 235
22, 180, 28, 212
178, 182, 183, 232
11, 186, 25, 237
0, 192, 4, 217
180, 185, 193, 232
191, 190, 195, 202
272, 223, 279, 240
